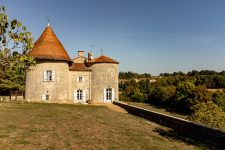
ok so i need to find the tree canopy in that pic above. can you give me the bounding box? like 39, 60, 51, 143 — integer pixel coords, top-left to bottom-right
0, 5, 36, 92
119, 71, 225, 129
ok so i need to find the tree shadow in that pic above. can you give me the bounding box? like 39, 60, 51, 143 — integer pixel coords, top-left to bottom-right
153, 127, 221, 150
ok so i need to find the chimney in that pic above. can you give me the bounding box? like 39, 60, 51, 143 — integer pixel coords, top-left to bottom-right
88, 52, 93, 61
78, 50, 84, 58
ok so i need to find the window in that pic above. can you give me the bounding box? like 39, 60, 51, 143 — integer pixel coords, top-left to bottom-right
46, 70, 52, 81
79, 77, 83, 82
77, 77, 84, 83
42, 95, 50, 100
104, 88, 115, 102
106, 88, 112, 100
74, 90, 86, 102
46, 95, 49, 100
44, 70, 55, 81
77, 90, 83, 100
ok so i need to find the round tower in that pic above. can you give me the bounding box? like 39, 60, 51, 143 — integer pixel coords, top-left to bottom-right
87, 55, 119, 103
25, 25, 72, 102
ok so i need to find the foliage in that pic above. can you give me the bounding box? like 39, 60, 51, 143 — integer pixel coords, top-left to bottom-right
0, 5, 35, 91
190, 101, 225, 130
119, 79, 150, 102
175, 81, 195, 102
119, 71, 151, 79
119, 70, 225, 128
212, 91, 225, 111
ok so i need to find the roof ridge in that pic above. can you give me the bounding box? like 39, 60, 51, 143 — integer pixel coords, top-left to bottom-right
88, 55, 119, 64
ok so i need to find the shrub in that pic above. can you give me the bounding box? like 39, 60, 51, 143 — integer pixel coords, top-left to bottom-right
190, 101, 225, 130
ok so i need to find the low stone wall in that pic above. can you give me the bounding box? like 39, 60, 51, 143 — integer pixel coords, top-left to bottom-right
0, 96, 24, 101
113, 101, 225, 149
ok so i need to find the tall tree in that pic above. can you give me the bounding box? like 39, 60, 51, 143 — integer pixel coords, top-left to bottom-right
0, 5, 36, 99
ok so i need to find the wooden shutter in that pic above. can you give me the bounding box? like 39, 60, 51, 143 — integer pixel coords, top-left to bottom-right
43, 70, 47, 81
52, 70, 55, 81
74, 90, 77, 101
82, 77, 85, 83
41, 95, 46, 100
103, 88, 106, 102
77, 77, 79, 83
112, 88, 115, 101
83, 90, 86, 102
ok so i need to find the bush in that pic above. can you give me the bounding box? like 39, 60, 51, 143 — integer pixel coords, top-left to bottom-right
212, 91, 225, 111
190, 101, 225, 130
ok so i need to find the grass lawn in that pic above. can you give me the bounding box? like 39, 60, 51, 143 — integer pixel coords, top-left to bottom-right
127, 102, 187, 119
0, 102, 209, 150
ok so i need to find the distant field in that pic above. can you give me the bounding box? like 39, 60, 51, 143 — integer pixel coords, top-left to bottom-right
0, 102, 209, 150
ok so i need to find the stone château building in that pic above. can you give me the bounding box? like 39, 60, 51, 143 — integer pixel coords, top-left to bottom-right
25, 25, 119, 103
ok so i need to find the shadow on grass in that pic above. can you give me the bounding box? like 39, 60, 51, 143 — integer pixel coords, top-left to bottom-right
143, 103, 187, 117
153, 127, 221, 150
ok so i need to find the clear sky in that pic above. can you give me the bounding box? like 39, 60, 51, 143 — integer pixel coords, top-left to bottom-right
2, 0, 225, 75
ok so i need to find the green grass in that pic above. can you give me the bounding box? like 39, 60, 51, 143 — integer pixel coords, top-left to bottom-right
0, 102, 211, 150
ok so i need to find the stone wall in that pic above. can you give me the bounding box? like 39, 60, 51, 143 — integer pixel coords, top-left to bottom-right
113, 101, 225, 149
25, 60, 69, 102
68, 71, 91, 103
90, 63, 118, 103
0, 96, 24, 101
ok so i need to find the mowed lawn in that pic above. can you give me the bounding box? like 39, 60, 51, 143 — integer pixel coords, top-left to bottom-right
0, 102, 206, 150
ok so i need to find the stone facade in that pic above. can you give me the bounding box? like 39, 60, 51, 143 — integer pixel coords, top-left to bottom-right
25, 25, 119, 104
25, 58, 118, 103
68, 70, 91, 103
25, 60, 69, 103
90, 63, 118, 103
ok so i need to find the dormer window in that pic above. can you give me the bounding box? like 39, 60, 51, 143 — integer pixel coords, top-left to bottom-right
44, 70, 55, 82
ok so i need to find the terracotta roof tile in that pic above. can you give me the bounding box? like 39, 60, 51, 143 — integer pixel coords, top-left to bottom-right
29, 26, 71, 62
69, 63, 91, 71
88, 55, 119, 64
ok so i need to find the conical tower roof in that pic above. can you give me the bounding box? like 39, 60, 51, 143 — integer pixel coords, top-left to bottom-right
29, 25, 71, 62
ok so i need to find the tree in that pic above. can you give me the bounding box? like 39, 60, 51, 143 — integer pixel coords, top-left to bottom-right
190, 101, 225, 130
175, 81, 195, 102
212, 91, 225, 111
0, 5, 35, 101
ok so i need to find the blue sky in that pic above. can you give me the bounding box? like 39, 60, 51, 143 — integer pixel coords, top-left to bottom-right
2, 0, 225, 75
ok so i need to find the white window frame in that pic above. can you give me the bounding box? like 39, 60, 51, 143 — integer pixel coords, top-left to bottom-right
106, 88, 112, 100
77, 76, 84, 83
77, 89, 83, 100
41, 94, 50, 100
46, 70, 52, 81
74, 89, 86, 103
104, 88, 114, 103
79, 77, 83, 82
44, 70, 55, 82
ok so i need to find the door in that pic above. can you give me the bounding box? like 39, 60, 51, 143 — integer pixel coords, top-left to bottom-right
74, 89, 85, 103
104, 88, 114, 103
